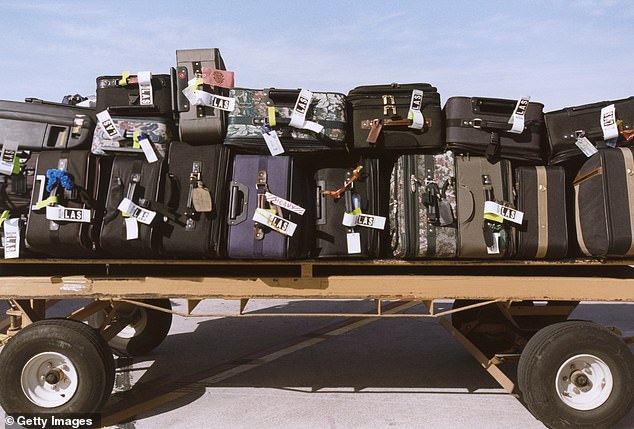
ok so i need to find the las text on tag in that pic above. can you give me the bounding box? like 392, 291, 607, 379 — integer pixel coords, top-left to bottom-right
252, 208, 297, 237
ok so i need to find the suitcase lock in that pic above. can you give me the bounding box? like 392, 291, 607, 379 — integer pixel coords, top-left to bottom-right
382, 95, 396, 116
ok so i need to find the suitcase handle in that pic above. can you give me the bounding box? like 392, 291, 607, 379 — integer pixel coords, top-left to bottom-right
265, 89, 301, 105
30, 175, 46, 211
569, 100, 617, 113
315, 180, 327, 225
106, 105, 161, 116
228, 180, 248, 225
471, 98, 516, 115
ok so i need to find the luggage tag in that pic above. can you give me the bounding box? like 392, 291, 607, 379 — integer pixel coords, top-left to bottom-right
575, 131, 599, 157
601, 104, 619, 147
125, 217, 139, 240
0, 141, 20, 176
508, 96, 531, 134
96, 110, 123, 140
133, 132, 158, 163
486, 232, 501, 255
201, 67, 235, 89
261, 123, 285, 156
355, 213, 386, 230
346, 232, 362, 254
264, 192, 305, 215
137, 71, 153, 106
183, 78, 236, 111
3, 218, 20, 259
289, 89, 324, 133
46, 205, 91, 223
484, 201, 523, 225
407, 89, 425, 130
192, 186, 213, 213
117, 197, 156, 225
252, 207, 297, 237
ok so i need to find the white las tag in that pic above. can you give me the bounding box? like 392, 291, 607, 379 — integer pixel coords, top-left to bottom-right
486, 232, 501, 254
46, 205, 91, 223
265, 192, 305, 215
252, 208, 297, 237
96, 110, 123, 140
125, 217, 139, 240
484, 201, 524, 225
0, 141, 18, 176
139, 137, 158, 163
289, 89, 325, 133
117, 198, 156, 225
575, 136, 599, 157
600, 104, 619, 140
508, 96, 531, 134
3, 218, 19, 259
355, 214, 387, 230
137, 71, 153, 106
262, 129, 285, 156
408, 89, 425, 130
210, 94, 236, 112
342, 212, 357, 227
182, 85, 201, 105
346, 232, 361, 254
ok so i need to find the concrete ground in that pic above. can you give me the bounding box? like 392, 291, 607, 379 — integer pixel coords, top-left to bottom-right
1, 300, 634, 429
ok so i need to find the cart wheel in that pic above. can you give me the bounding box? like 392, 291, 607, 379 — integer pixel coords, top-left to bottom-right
0, 319, 115, 415
89, 299, 173, 357
518, 321, 634, 429
451, 300, 576, 357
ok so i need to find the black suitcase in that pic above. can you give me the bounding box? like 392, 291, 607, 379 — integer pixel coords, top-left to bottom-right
175, 48, 229, 144
25, 150, 109, 257
226, 154, 311, 259
347, 83, 443, 150
574, 147, 634, 257
0, 151, 37, 214
445, 96, 547, 163
99, 154, 165, 258
0, 98, 96, 150
545, 97, 634, 165
314, 158, 384, 258
515, 166, 568, 259
96, 72, 174, 117
160, 141, 230, 258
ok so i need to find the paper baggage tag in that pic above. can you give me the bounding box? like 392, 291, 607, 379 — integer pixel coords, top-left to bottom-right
137, 71, 153, 106
3, 218, 19, 259
201, 67, 235, 89
125, 217, 139, 240
117, 197, 156, 225
575, 135, 599, 157
486, 232, 501, 255
182, 86, 236, 112
508, 96, 531, 134
46, 205, 91, 223
342, 212, 358, 227
0, 141, 19, 176
96, 110, 123, 140
192, 186, 213, 212
289, 89, 324, 133
265, 192, 305, 215
138, 136, 158, 163
261, 128, 285, 156
600, 104, 619, 141
346, 232, 361, 254
252, 208, 297, 237
355, 214, 386, 230
408, 89, 425, 130
210, 94, 236, 112
484, 201, 524, 225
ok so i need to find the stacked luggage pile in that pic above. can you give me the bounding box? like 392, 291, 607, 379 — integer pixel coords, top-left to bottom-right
0, 47, 632, 261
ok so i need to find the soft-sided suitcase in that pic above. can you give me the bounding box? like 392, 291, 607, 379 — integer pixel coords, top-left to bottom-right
314, 158, 384, 258
0, 98, 95, 150
91, 116, 173, 157
545, 97, 634, 165
96, 72, 174, 117
574, 147, 634, 257
175, 48, 228, 144
160, 141, 230, 257
226, 154, 311, 259
25, 150, 109, 257
390, 152, 457, 258
455, 155, 515, 258
224, 88, 347, 153
99, 154, 165, 258
445, 96, 547, 163
515, 166, 568, 259
347, 83, 443, 150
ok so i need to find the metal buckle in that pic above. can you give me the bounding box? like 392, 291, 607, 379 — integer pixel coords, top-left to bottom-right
472, 118, 483, 129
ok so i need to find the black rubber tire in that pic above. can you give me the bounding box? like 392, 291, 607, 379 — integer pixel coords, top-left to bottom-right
0, 319, 115, 415
517, 321, 634, 429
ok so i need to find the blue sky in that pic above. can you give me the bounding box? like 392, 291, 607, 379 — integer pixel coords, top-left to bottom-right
0, 0, 632, 110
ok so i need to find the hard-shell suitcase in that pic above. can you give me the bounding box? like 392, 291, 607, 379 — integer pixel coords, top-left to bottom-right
175, 48, 228, 144
347, 83, 443, 150
91, 116, 173, 157
314, 158, 384, 258
160, 141, 230, 258
545, 97, 634, 165
96, 72, 174, 117
515, 166, 568, 259
445, 96, 547, 163
0, 98, 95, 150
224, 88, 347, 153
99, 154, 165, 258
574, 147, 634, 257
455, 155, 515, 258
390, 152, 457, 258
25, 150, 109, 257
226, 154, 311, 259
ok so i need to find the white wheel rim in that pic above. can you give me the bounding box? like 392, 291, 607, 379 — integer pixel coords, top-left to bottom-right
555, 353, 614, 411
115, 308, 148, 340
21, 352, 79, 408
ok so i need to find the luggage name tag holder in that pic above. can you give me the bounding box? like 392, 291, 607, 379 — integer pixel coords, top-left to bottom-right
3, 217, 20, 259
601, 104, 619, 147
0, 141, 20, 176
201, 67, 235, 89
508, 96, 531, 134
96, 110, 124, 140
574, 131, 599, 157
137, 71, 154, 106
346, 232, 362, 254
133, 132, 159, 163
261, 123, 285, 156
407, 89, 425, 130
189, 161, 213, 215
289, 89, 324, 134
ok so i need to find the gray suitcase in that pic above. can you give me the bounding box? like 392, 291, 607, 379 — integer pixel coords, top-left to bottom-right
175, 48, 228, 144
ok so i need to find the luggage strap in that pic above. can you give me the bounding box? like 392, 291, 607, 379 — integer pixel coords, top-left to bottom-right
321, 166, 363, 199
535, 167, 548, 258
361, 118, 432, 144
